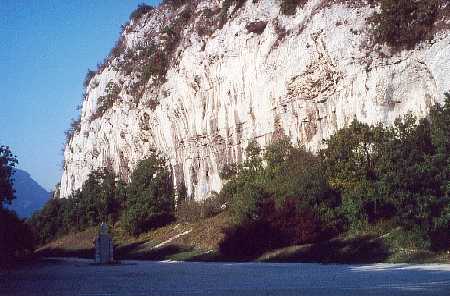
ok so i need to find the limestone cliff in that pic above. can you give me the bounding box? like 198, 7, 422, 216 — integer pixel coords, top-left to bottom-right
60, 0, 450, 200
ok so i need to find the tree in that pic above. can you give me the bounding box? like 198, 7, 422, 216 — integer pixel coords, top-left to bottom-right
0, 146, 34, 266
29, 168, 125, 244
121, 151, 174, 236
222, 140, 267, 223
321, 120, 390, 228
0, 145, 18, 207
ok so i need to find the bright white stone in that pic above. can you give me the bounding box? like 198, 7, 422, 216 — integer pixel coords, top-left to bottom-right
60, 0, 450, 202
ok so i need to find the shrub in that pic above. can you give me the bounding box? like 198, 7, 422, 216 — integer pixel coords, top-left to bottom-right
64, 116, 81, 144
163, 0, 188, 9
195, 8, 220, 37
92, 81, 121, 120
122, 2, 194, 104
369, 0, 441, 50
109, 36, 127, 60
176, 199, 203, 222
245, 21, 267, 34
0, 208, 35, 266
83, 69, 96, 88
176, 193, 225, 222
121, 152, 175, 236
29, 169, 126, 245
130, 3, 154, 21
219, 163, 237, 180
220, 0, 248, 27
219, 197, 319, 259
280, 0, 307, 15
0, 145, 18, 206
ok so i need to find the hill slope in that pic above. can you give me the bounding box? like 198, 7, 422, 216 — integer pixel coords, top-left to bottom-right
9, 169, 50, 218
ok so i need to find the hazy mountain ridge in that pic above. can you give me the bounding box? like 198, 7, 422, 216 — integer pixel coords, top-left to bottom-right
9, 169, 50, 218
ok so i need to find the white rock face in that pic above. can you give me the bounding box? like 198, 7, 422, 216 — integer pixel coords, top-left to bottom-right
60, 0, 450, 200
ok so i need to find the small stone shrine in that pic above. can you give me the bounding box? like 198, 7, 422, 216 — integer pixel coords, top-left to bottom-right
95, 222, 114, 264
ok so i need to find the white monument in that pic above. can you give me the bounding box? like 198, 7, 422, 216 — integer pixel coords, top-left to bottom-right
95, 222, 114, 264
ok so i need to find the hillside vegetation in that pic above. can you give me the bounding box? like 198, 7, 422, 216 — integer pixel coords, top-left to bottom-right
0, 146, 35, 267
32, 95, 450, 263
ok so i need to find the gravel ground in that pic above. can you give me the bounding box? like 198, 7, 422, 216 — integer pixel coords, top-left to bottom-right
0, 258, 449, 296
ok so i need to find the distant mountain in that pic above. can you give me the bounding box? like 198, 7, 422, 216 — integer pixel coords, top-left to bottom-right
8, 169, 50, 218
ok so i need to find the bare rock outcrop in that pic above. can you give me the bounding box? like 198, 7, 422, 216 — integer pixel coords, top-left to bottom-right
60, 0, 450, 200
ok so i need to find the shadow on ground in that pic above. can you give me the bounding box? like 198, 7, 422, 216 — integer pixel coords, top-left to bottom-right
36, 248, 94, 259
259, 235, 391, 264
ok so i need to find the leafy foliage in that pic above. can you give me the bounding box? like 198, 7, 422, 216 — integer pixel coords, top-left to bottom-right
129, 3, 154, 21
122, 151, 175, 236
221, 96, 450, 258
280, 0, 307, 15
0, 146, 34, 266
0, 146, 18, 206
92, 81, 121, 120
64, 116, 81, 145
219, 138, 341, 258
0, 208, 35, 266
176, 192, 225, 222
369, 0, 442, 50
30, 150, 175, 243
83, 69, 96, 88
29, 169, 126, 245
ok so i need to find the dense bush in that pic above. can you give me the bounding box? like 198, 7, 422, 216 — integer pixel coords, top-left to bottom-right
130, 3, 154, 21
64, 116, 81, 144
121, 151, 175, 236
280, 0, 307, 15
370, 0, 442, 50
176, 192, 225, 222
322, 96, 450, 250
92, 82, 121, 120
31, 150, 177, 244
83, 69, 96, 88
29, 169, 126, 244
0, 208, 35, 266
0, 146, 18, 206
245, 21, 267, 34
219, 198, 320, 258
0, 146, 35, 266
220, 95, 450, 257
219, 137, 341, 257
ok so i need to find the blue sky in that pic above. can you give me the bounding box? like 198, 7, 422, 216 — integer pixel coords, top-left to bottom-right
0, 1, 160, 191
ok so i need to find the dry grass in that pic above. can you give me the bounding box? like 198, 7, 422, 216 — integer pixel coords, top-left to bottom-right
36, 227, 98, 258
37, 212, 230, 261
177, 212, 231, 251
36, 213, 448, 263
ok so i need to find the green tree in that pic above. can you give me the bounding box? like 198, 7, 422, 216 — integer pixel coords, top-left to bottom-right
29, 168, 125, 244
0, 146, 34, 266
222, 140, 267, 223
321, 120, 390, 228
0, 145, 18, 207
121, 151, 174, 236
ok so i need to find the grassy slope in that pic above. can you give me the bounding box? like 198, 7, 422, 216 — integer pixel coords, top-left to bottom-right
37, 212, 449, 263
37, 212, 230, 261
